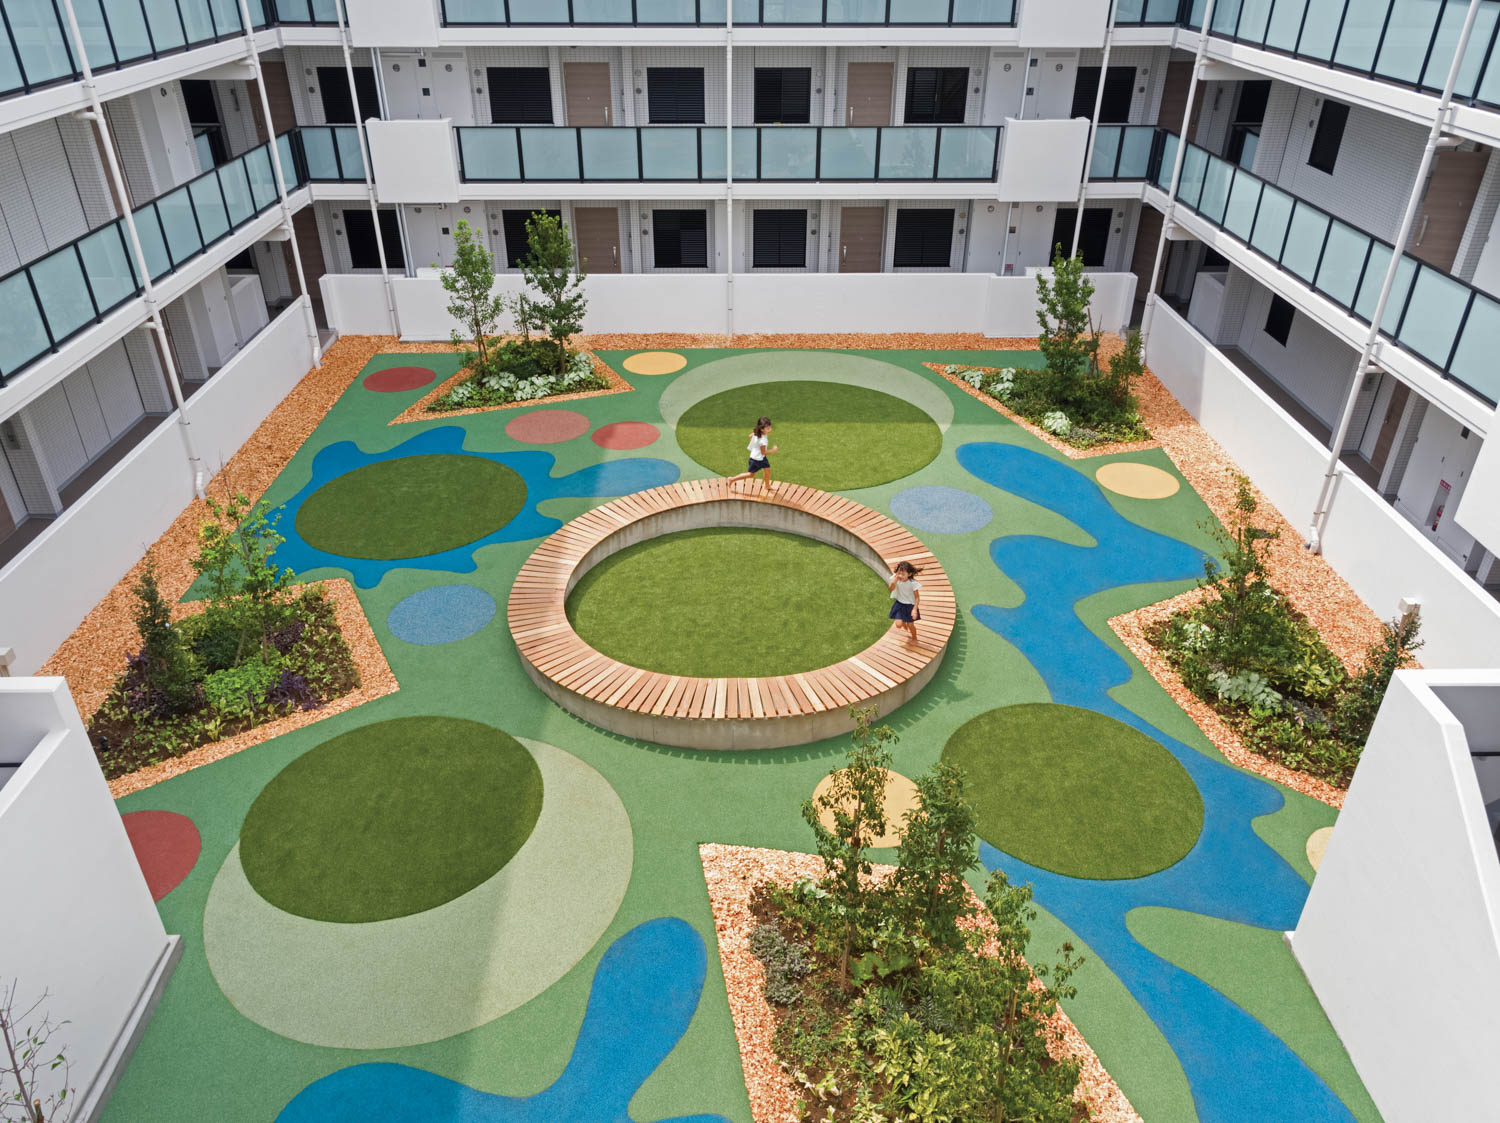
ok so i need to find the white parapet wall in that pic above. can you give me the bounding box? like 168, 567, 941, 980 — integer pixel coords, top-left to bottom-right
321, 270, 1138, 339
1144, 303, 1500, 668
0, 678, 179, 1121
0, 302, 314, 676
1290, 670, 1500, 1123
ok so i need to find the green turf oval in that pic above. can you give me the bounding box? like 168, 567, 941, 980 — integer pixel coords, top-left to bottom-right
943, 703, 1204, 880
295, 454, 526, 561
240, 717, 543, 922
675, 381, 942, 491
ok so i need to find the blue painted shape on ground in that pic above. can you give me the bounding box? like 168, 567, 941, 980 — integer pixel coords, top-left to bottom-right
276, 917, 730, 1123
959, 441, 1355, 1123
272, 426, 679, 588
387, 584, 497, 645
889, 485, 994, 535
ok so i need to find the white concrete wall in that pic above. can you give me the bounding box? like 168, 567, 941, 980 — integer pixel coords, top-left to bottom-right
368, 120, 460, 204
1394, 406, 1484, 569
1145, 303, 1500, 667
346, 0, 439, 48
0, 678, 175, 1121
1455, 427, 1500, 561
997, 117, 1091, 200
321, 270, 1138, 338
1291, 670, 1500, 1123
0, 304, 313, 676
1016, 0, 1109, 48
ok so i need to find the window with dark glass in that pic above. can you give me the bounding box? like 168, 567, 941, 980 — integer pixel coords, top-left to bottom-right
752, 209, 807, 268
344, 209, 405, 269
1227, 80, 1270, 168
893, 209, 954, 267
1307, 99, 1349, 175
181, 79, 227, 166
653, 209, 708, 267
317, 66, 380, 124
754, 68, 812, 124
647, 68, 706, 124
1070, 65, 1135, 123
503, 209, 562, 268
1265, 295, 1295, 345
904, 68, 967, 124
488, 67, 553, 124
1050, 207, 1112, 267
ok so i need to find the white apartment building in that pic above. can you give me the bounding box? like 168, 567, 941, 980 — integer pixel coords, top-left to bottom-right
1, 0, 1499, 668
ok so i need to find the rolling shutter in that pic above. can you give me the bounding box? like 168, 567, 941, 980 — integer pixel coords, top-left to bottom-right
503, 209, 562, 268
488, 67, 553, 124
904, 67, 966, 124
752, 209, 807, 268
647, 68, 706, 124
753, 68, 812, 124
892, 209, 954, 268
653, 209, 708, 267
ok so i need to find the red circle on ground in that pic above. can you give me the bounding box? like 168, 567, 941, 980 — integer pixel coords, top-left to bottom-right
591, 421, 661, 450
122, 810, 202, 902
363, 366, 437, 393
505, 409, 591, 445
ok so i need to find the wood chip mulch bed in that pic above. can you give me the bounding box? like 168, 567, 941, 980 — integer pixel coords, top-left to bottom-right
387, 348, 633, 426
700, 842, 1142, 1123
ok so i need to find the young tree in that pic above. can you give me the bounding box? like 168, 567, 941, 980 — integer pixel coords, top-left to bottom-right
129, 559, 198, 714
893, 760, 979, 955
515, 212, 588, 377
1035, 245, 1100, 404
1104, 328, 1145, 409
0, 982, 71, 1123
1198, 474, 1282, 675
191, 493, 294, 661
802, 707, 895, 989
440, 219, 507, 371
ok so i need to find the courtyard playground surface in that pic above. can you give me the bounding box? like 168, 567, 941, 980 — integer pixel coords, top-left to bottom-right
106, 346, 1381, 1123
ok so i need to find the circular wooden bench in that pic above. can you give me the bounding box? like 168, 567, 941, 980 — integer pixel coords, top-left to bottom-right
508, 478, 956, 750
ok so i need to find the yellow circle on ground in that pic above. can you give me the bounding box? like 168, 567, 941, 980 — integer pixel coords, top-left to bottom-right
811, 769, 920, 850
1306, 825, 1334, 871
1095, 461, 1181, 500
622, 351, 687, 375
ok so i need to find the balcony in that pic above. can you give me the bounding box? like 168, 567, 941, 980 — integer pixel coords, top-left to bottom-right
439, 0, 1012, 25
454, 124, 1000, 182
0, 131, 317, 387
1089, 124, 1500, 414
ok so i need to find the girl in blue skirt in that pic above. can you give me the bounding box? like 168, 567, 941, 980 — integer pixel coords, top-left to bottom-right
888, 561, 922, 646
727, 416, 778, 494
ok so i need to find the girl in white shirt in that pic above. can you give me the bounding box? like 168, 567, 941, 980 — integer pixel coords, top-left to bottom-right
888, 561, 923, 646
727, 416, 779, 494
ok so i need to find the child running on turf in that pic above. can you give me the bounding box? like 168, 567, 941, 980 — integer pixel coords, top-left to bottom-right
727, 416, 779, 495
888, 561, 922, 646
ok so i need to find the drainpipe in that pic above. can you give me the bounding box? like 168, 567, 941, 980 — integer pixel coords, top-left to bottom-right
1138, 0, 1217, 348
1072, 0, 1118, 257
56, 0, 205, 496
1307, 0, 1484, 553
996, 50, 1032, 275
235, 0, 322, 369
334, 0, 399, 336
725, 6, 734, 338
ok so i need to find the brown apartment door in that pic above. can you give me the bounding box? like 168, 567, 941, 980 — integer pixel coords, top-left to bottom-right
564, 63, 612, 126
251, 60, 298, 143
574, 207, 621, 273
1156, 60, 1203, 139
1411, 148, 1490, 272
839, 206, 884, 272
1130, 208, 1163, 308
845, 63, 893, 126
1369, 381, 1411, 474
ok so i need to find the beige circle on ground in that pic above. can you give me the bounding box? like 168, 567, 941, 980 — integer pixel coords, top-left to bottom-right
622, 350, 687, 375
812, 769, 920, 849
1306, 825, 1334, 871
1096, 461, 1181, 500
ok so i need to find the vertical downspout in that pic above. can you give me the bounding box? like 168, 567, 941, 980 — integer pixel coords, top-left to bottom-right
1072, 0, 1119, 256
334, 0, 399, 336
725, 5, 735, 339
235, 0, 322, 369
1307, 0, 1484, 551
1139, 0, 1217, 347
997, 49, 1032, 274
57, 0, 205, 496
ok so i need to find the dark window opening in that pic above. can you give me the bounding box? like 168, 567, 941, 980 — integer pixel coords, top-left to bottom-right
318, 66, 380, 124
893, 209, 955, 268
181, 79, 227, 166
653, 209, 708, 268
904, 67, 967, 124
225, 247, 256, 271
754, 67, 812, 124
502, 209, 562, 269
1050, 207, 1112, 267
1234, 80, 1271, 125
344, 209, 405, 269
487, 67, 553, 124
647, 68, 706, 124
1070, 65, 1136, 123
752, 209, 807, 268
1264, 295, 1295, 345
1307, 100, 1349, 175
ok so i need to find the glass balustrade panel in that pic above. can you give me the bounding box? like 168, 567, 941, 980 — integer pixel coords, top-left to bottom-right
637, 0, 699, 18
335, 128, 365, 179
889, 0, 950, 21
155, 188, 203, 266
952, 0, 1014, 22
825, 0, 886, 19
580, 129, 640, 178
102, 0, 157, 61
1448, 293, 1500, 402
1450, 3, 1500, 97
300, 128, 338, 178
506, 0, 572, 22
178, 0, 216, 43
878, 127, 937, 178
77, 225, 137, 311
71, 0, 119, 68
1234, 0, 1273, 42
9, 0, 76, 85
29, 248, 96, 341
572, 0, 634, 20
1155, 133, 1179, 189
1314, 220, 1370, 306
441, 0, 502, 21
818, 128, 876, 177
1376, 0, 1444, 85
245, 147, 277, 207
732, 127, 758, 179
1118, 126, 1154, 177
220, 162, 255, 225
208, 0, 245, 36
309, 0, 336, 19
1210, 0, 1242, 34
1331, 3, 1384, 72
133, 207, 174, 279
189, 176, 230, 243
700, 129, 727, 178
519, 129, 581, 179
762, 0, 822, 21
759, 128, 817, 178
936, 127, 996, 178
276, 134, 299, 186
0, 274, 52, 375
0, 39, 23, 95
1248, 183, 1293, 258
1297, 0, 1342, 59
1222, 168, 1261, 240
642, 129, 701, 178
459, 130, 521, 179
1281, 203, 1328, 280
1264, 0, 1307, 50
1396, 265, 1468, 365
1196, 155, 1234, 223
1090, 127, 1123, 178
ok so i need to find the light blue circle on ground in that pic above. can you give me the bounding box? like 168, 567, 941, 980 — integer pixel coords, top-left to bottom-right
387, 585, 497, 645
890, 486, 994, 535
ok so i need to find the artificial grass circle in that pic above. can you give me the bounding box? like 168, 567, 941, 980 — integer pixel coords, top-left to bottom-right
675, 380, 942, 491
943, 703, 1203, 880
566, 527, 891, 677
295, 454, 526, 561
240, 716, 543, 923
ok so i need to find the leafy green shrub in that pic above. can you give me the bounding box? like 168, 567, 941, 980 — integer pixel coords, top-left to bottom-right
202, 657, 284, 720
1208, 669, 1283, 714
749, 923, 811, 1006
430, 340, 607, 412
